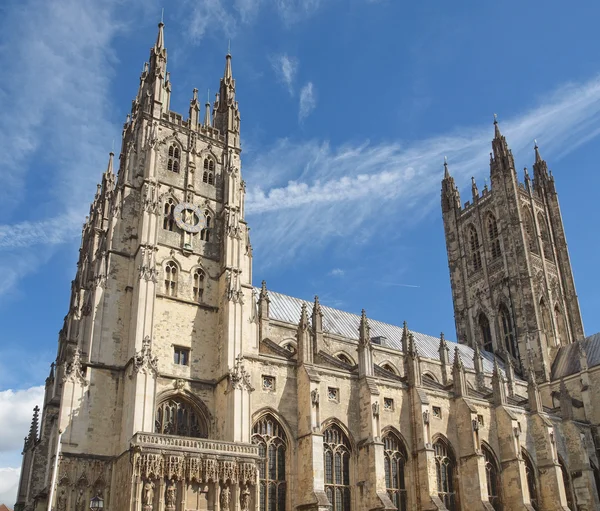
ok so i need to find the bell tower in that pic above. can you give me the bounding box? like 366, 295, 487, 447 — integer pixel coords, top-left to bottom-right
441, 117, 584, 381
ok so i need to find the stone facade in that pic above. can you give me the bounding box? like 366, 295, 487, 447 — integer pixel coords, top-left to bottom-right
15, 22, 600, 511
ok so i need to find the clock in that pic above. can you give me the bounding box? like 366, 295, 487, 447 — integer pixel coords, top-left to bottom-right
173, 202, 205, 233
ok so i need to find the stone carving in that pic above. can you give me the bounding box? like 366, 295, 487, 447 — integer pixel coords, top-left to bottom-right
56, 489, 67, 511
165, 481, 177, 510
422, 410, 430, 425
63, 349, 88, 385
311, 389, 319, 406
138, 246, 158, 282
132, 336, 159, 377
220, 486, 231, 510
174, 379, 186, 392
138, 453, 164, 479
143, 480, 155, 509
240, 487, 251, 511
372, 401, 380, 418
220, 460, 238, 483
75, 489, 85, 511
165, 455, 185, 481
238, 462, 257, 485
229, 355, 254, 392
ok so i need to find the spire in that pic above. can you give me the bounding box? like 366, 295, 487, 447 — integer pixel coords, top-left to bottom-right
105, 151, 114, 176
297, 303, 313, 365
312, 296, 323, 333
214, 50, 240, 145
473, 343, 484, 389
439, 332, 450, 385
299, 303, 309, 331
26, 406, 40, 448
405, 333, 421, 387
224, 40, 232, 80
441, 158, 461, 213
490, 113, 515, 174
493, 113, 501, 139
155, 21, 165, 51
258, 280, 270, 319
204, 89, 211, 127
471, 176, 479, 201
534, 139, 542, 163
443, 156, 450, 179
532, 139, 552, 193
359, 309, 370, 345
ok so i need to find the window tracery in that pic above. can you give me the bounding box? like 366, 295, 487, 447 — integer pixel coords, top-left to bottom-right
434, 439, 456, 511
554, 305, 568, 345
383, 431, 407, 511
193, 269, 205, 302
524, 208, 538, 254
252, 415, 287, 511
168, 144, 181, 173
163, 199, 175, 231
154, 397, 206, 437
201, 211, 212, 242
537, 213, 553, 261
499, 305, 518, 359
487, 214, 501, 260
164, 262, 178, 297
323, 424, 351, 511
483, 445, 501, 510
469, 225, 482, 271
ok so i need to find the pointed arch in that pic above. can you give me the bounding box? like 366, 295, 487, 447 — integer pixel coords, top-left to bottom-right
554, 304, 568, 346
537, 213, 553, 261
167, 142, 182, 173
522, 449, 539, 510
482, 443, 501, 510
499, 304, 518, 359
468, 224, 482, 271
192, 267, 206, 302
380, 361, 399, 375
382, 429, 408, 511
163, 197, 177, 231
334, 351, 355, 366
433, 436, 457, 511
479, 312, 493, 352
486, 213, 502, 260
523, 207, 538, 254
322, 421, 352, 511
164, 260, 179, 297
539, 298, 554, 346
200, 207, 214, 242
252, 412, 288, 511
422, 371, 439, 383
154, 392, 209, 438
558, 456, 575, 511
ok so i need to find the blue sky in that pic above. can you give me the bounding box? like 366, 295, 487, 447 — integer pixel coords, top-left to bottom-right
2, 0, 600, 504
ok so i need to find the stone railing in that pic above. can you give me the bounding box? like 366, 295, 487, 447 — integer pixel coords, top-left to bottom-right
131, 433, 259, 457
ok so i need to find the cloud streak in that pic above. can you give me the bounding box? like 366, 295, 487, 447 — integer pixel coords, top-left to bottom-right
271, 54, 298, 95
299, 82, 316, 121
245, 74, 600, 263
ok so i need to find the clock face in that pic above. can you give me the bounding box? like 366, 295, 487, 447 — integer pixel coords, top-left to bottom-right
173, 202, 205, 233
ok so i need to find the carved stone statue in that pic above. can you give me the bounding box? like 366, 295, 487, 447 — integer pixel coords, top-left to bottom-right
240, 487, 251, 511
220, 485, 231, 510
165, 481, 177, 510
56, 489, 67, 511
75, 489, 85, 511
143, 480, 155, 507
311, 388, 319, 406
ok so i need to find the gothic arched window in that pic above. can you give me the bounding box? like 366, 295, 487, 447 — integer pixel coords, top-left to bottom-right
168, 144, 181, 173
163, 199, 175, 231
559, 457, 575, 511
539, 298, 554, 346
479, 313, 493, 353
252, 415, 287, 511
201, 211, 212, 242
469, 225, 482, 272
434, 439, 456, 511
203, 158, 215, 185
382, 364, 397, 375
323, 424, 351, 511
383, 431, 408, 511
164, 262, 178, 297
193, 269, 205, 302
208, 172, 214, 185
336, 353, 353, 366
554, 305, 568, 346
499, 305, 518, 359
483, 445, 501, 510
487, 214, 502, 260
523, 450, 539, 510
155, 397, 207, 437
524, 208, 538, 254
537, 213, 553, 261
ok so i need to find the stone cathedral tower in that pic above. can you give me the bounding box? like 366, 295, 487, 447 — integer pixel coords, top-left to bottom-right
441, 118, 585, 381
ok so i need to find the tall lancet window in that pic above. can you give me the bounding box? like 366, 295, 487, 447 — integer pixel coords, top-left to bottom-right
163, 199, 175, 231
324, 424, 351, 511
164, 262, 178, 297
434, 439, 456, 511
193, 269, 205, 302
383, 431, 408, 511
537, 213, 553, 261
483, 445, 501, 510
469, 225, 482, 271
167, 144, 180, 173
524, 208, 538, 254
499, 305, 518, 359
539, 299, 554, 346
203, 158, 215, 185
201, 211, 211, 242
479, 313, 493, 353
487, 213, 501, 260
252, 415, 287, 511
523, 450, 539, 510
554, 305, 568, 346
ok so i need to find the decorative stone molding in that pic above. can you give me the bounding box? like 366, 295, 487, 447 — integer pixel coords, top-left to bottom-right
63, 349, 88, 385
132, 336, 159, 377
138, 246, 158, 282
228, 355, 254, 392
372, 401, 380, 418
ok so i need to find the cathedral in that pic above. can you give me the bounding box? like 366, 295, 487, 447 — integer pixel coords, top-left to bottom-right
14, 22, 600, 511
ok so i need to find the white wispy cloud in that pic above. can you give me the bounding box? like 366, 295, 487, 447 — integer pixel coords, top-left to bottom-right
271, 54, 298, 95
186, 0, 238, 41
299, 81, 316, 121
328, 268, 345, 277
246, 75, 600, 263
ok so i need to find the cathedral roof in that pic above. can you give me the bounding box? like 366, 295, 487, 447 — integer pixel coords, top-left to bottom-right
260, 288, 505, 376
551, 332, 600, 379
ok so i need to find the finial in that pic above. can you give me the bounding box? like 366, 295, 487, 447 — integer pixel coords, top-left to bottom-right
493, 113, 498, 124
443, 156, 450, 178
534, 139, 538, 149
